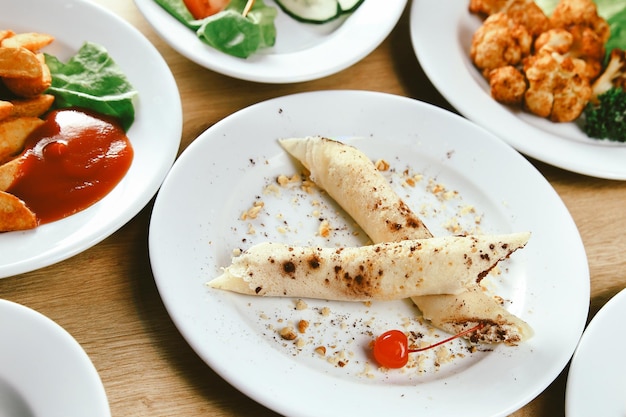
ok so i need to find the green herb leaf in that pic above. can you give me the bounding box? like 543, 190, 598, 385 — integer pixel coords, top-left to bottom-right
45, 42, 137, 131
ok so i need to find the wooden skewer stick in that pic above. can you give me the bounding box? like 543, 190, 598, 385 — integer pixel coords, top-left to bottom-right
242, 0, 255, 17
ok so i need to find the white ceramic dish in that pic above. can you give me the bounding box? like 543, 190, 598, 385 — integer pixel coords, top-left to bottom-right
410, 0, 626, 180
0, 299, 110, 417
565, 288, 626, 417
148, 90, 589, 417
0, 0, 182, 278
134, 0, 407, 83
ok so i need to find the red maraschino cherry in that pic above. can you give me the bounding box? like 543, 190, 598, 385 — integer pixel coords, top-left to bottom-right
373, 323, 485, 368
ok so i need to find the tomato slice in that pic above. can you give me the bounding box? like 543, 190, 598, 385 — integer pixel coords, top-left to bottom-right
182, 0, 230, 19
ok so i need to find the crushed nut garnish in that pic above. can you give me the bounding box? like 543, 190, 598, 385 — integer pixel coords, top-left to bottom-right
318, 219, 331, 238
375, 159, 390, 171
295, 299, 308, 310
241, 201, 264, 220
314, 346, 327, 356
298, 320, 309, 333
279, 326, 297, 340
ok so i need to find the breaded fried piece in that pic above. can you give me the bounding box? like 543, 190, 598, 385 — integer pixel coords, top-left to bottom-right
0, 32, 54, 52
3, 53, 51, 98
0, 101, 12, 121
469, 0, 549, 36
489, 65, 527, 104
471, 12, 532, 77
0, 190, 36, 232
0, 116, 44, 163
0, 157, 20, 191
550, 0, 610, 44
523, 48, 592, 122
535, 26, 605, 80
10, 94, 54, 118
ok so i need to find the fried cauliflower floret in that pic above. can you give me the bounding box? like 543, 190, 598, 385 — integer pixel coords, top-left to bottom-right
469, 0, 507, 15
550, 0, 610, 44
469, 0, 549, 36
523, 49, 591, 122
534, 26, 605, 80
591, 49, 626, 102
488, 65, 527, 104
534, 28, 574, 55
470, 12, 532, 77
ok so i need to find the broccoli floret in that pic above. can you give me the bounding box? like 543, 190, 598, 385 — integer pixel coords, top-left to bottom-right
583, 87, 626, 141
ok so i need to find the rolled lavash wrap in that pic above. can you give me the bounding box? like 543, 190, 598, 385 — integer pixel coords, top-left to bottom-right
208, 233, 529, 301
278, 136, 533, 344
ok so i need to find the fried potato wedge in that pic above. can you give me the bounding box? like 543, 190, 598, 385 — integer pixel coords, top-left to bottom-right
0, 100, 13, 121
0, 47, 42, 78
0, 190, 36, 232
0, 32, 54, 51
10, 94, 54, 118
2, 53, 51, 97
0, 116, 43, 163
0, 157, 20, 191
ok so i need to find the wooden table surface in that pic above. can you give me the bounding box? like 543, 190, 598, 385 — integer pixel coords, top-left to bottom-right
2, 1, 625, 416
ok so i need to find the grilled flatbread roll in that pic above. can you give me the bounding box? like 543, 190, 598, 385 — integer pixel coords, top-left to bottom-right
209, 233, 529, 301
416, 288, 533, 344
280, 136, 533, 344
279, 136, 430, 243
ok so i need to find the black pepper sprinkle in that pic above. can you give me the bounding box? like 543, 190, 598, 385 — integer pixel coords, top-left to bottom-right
308, 257, 320, 269
283, 261, 296, 273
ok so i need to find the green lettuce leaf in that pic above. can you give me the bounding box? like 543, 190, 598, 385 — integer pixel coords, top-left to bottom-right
197, 0, 277, 58
535, 0, 626, 19
45, 42, 137, 131
155, 0, 277, 58
606, 7, 626, 54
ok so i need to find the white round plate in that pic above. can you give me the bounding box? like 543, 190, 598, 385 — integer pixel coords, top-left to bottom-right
410, 0, 626, 180
134, 0, 407, 83
0, 0, 182, 278
566, 288, 626, 417
148, 90, 589, 417
0, 299, 109, 417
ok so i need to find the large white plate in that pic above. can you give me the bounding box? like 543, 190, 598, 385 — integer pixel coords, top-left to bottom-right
134, 0, 407, 83
0, 0, 182, 278
148, 90, 589, 417
566, 287, 626, 417
410, 0, 626, 180
0, 299, 110, 417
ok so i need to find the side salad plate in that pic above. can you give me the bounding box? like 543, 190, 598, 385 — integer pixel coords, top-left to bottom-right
410, 0, 626, 180
0, 299, 110, 417
0, 0, 182, 278
134, 0, 407, 83
148, 90, 589, 417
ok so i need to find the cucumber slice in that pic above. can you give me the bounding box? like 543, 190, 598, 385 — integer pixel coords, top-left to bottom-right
275, 0, 342, 24
338, 0, 364, 13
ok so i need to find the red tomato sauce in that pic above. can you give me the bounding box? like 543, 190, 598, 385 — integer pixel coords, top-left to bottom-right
6, 108, 133, 224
